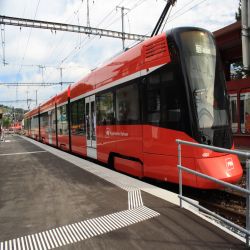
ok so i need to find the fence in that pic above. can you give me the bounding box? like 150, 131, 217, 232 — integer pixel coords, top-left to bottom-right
176, 139, 250, 247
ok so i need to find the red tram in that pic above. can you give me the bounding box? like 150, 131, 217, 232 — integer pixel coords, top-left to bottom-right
24, 27, 243, 189
227, 78, 250, 147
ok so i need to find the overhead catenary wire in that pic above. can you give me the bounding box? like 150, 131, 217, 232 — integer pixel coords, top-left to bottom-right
56, 0, 126, 66
125, 0, 207, 48
17, 0, 41, 77
57, 0, 148, 67
166, 0, 208, 24
1, 0, 218, 110
14, 0, 41, 109
167, 0, 196, 19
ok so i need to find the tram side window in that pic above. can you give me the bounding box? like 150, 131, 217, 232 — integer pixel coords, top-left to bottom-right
51, 109, 56, 133
240, 92, 250, 134
40, 112, 48, 130
145, 65, 188, 131
229, 94, 238, 133
24, 118, 28, 130
25, 118, 31, 132
78, 99, 85, 134
31, 115, 39, 131
70, 99, 85, 135
57, 104, 68, 135
146, 75, 161, 125
116, 82, 140, 124
71, 101, 78, 135
97, 92, 114, 125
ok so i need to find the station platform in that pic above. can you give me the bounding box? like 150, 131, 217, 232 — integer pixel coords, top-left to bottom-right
0, 135, 245, 249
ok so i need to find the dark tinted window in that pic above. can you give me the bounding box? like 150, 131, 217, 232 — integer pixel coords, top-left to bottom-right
51, 109, 56, 133
31, 115, 39, 130
57, 104, 68, 135
40, 112, 48, 128
97, 92, 115, 125
116, 82, 140, 124
70, 99, 85, 135
78, 99, 85, 134
145, 65, 189, 132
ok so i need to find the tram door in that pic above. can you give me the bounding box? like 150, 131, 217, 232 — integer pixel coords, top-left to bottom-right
85, 95, 97, 159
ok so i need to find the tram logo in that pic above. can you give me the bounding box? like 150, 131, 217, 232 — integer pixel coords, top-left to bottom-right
105, 128, 128, 137
105, 128, 111, 137
225, 158, 234, 171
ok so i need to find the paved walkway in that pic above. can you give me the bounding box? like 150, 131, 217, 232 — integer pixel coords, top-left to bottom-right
0, 135, 245, 249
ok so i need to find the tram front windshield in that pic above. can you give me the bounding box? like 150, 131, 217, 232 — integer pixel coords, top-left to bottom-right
179, 30, 231, 147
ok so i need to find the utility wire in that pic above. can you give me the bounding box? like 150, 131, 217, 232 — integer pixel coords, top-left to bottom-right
17, 0, 41, 77
167, 0, 196, 19
58, 0, 147, 66
57, 0, 125, 67
166, 0, 208, 24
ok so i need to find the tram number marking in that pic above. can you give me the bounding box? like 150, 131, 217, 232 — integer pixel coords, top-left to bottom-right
225, 158, 234, 171
195, 44, 211, 55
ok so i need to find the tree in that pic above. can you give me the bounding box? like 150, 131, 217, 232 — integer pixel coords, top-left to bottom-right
3, 117, 11, 128
235, 0, 242, 21
231, 0, 244, 79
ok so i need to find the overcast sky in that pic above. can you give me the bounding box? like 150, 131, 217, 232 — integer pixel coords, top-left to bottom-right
0, 0, 239, 110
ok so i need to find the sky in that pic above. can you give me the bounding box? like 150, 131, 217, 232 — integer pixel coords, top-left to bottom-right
0, 0, 239, 110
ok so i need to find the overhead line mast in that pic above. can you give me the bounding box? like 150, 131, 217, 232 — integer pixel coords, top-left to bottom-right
0, 15, 149, 42
116, 6, 130, 49
0, 81, 73, 86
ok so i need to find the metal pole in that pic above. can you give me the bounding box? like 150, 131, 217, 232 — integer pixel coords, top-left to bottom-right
246, 158, 250, 246
0, 15, 149, 41
122, 7, 125, 49
87, 0, 90, 28
242, 0, 250, 76
178, 142, 183, 208
116, 6, 129, 50
59, 68, 63, 91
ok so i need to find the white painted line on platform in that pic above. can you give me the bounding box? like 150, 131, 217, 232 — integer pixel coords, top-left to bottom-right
0, 207, 159, 250
0, 151, 47, 156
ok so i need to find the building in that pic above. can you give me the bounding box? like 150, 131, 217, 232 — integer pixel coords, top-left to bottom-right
214, 21, 250, 147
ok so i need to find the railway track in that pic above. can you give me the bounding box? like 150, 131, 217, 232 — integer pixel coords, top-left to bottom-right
145, 174, 248, 228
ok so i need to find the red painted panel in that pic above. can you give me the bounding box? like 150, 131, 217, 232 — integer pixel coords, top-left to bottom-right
143, 153, 196, 186
143, 125, 229, 159
40, 97, 56, 113
195, 154, 243, 188
70, 34, 170, 99
70, 81, 93, 99
96, 125, 118, 163
52, 134, 57, 146
114, 157, 143, 177
58, 135, 69, 151
56, 89, 68, 105
97, 125, 143, 163
71, 135, 87, 156
40, 128, 47, 143
233, 134, 250, 147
